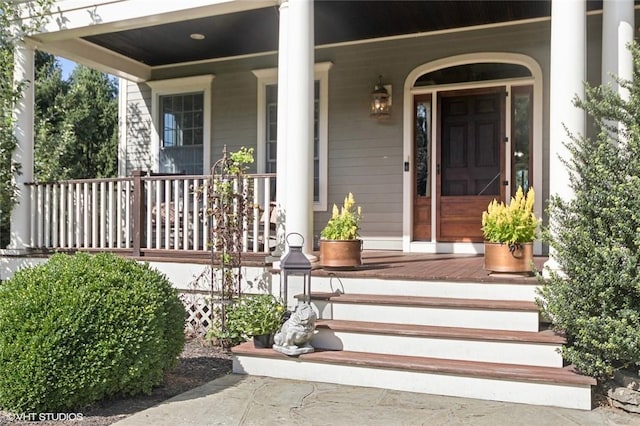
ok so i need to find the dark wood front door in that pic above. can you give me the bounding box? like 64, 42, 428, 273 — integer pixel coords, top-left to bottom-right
437, 88, 505, 242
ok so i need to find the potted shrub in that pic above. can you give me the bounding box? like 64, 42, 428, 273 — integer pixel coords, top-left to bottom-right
481, 186, 539, 273
225, 294, 286, 348
319, 192, 363, 269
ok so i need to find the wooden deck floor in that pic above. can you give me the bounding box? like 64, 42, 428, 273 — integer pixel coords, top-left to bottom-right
312, 251, 547, 285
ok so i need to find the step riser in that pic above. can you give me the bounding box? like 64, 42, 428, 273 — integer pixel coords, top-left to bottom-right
314, 302, 540, 332
232, 356, 592, 410
312, 330, 563, 367
307, 276, 540, 301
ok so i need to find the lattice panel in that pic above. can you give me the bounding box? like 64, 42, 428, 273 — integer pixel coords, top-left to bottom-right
180, 293, 213, 336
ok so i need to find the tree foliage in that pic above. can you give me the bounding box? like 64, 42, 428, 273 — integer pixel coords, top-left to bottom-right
1, 0, 54, 246
538, 42, 640, 379
36, 63, 118, 180
1, 1, 118, 246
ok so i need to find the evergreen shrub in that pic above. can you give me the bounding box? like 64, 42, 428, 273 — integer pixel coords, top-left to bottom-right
538, 42, 640, 379
0, 252, 185, 413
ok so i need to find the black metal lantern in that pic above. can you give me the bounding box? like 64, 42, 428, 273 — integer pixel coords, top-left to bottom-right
370, 75, 391, 118
280, 233, 312, 305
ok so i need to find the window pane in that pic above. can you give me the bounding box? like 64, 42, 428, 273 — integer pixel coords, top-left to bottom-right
183, 112, 193, 129
193, 94, 203, 110
162, 96, 172, 113
160, 93, 204, 148
416, 63, 531, 86
512, 86, 532, 195
159, 92, 204, 174
184, 94, 193, 111
415, 101, 431, 197
183, 129, 193, 146
264, 82, 321, 202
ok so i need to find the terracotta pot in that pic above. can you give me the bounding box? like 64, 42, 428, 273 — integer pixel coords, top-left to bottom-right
319, 239, 362, 269
483, 242, 533, 273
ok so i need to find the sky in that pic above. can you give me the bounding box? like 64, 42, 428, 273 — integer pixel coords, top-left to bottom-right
57, 57, 76, 80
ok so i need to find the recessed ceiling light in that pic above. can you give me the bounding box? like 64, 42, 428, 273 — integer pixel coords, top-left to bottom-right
190, 33, 205, 40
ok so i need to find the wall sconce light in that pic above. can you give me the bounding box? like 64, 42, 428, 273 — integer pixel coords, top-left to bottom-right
370, 75, 391, 119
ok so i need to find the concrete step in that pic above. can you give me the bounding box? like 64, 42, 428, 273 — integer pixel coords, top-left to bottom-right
232, 342, 596, 410
309, 292, 541, 332
298, 275, 541, 302
312, 319, 565, 367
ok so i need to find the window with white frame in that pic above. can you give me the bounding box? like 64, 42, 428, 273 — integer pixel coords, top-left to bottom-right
253, 63, 331, 211
148, 75, 214, 175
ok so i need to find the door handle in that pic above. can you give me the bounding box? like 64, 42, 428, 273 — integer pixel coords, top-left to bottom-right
436, 164, 441, 175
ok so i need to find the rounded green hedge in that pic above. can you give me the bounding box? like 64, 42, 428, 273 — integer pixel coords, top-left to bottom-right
0, 253, 185, 413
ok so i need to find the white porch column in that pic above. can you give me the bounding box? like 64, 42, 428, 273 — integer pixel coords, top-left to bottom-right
602, 0, 634, 96
545, 0, 586, 273
8, 41, 35, 250
275, 0, 289, 255
284, 0, 314, 256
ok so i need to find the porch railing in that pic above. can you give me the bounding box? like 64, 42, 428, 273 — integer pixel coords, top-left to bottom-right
26, 171, 277, 255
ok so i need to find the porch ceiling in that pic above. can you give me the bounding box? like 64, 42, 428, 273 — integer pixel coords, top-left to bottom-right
79, 0, 605, 68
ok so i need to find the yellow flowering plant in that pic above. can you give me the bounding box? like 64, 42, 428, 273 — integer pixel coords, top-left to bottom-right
321, 193, 362, 240
481, 186, 538, 244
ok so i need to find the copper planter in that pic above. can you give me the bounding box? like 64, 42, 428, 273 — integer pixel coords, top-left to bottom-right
483, 242, 533, 273
319, 239, 362, 269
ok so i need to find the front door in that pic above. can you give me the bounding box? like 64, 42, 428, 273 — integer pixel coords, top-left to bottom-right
437, 88, 505, 242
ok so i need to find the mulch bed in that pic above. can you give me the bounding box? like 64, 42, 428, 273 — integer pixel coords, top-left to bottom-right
0, 337, 232, 425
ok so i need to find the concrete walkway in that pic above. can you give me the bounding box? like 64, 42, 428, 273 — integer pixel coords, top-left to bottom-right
113, 375, 640, 426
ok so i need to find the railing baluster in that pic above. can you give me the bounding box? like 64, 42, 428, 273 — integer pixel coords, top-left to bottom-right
182, 179, 188, 250
125, 179, 131, 249
202, 179, 209, 252
44, 184, 51, 247
75, 183, 81, 248
36, 184, 43, 247
173, 179, 179, 250
192, 178, 199, 251
83, 183, 90, 248
59, 183, 66, 248
100, 181, 106, 248
242, 177, 249, 251
146, 178, 152, 249
252, 177, 260, 253
263, 176, 272, 254
108, 181, 115, 248
155, 179, 162, 249
92, 182, 98, 249
52, 184, 59, 248
67, 183, 74, 248
117, 181, 123, 248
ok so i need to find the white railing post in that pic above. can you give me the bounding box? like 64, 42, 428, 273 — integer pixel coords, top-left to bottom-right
44, 184, 51, 247
52, 184, 59, 248
67, 184, 74, 248
173, 179, 179, 250
83, 182, 90, 248
75, 183, 81, 248
202, 179, 209, 252
183, 179, 189, 250
192, 178, 199, 250
116, 180, 123, 248
59, 183, 66, 248
108, 181, 115, 248
99, 181, 106, 248
125, 179, 131, 249
263, 176, 272, 254
91, 182, 98, 248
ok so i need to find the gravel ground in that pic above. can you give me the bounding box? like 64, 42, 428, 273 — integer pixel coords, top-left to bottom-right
0, 338, 232, 426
